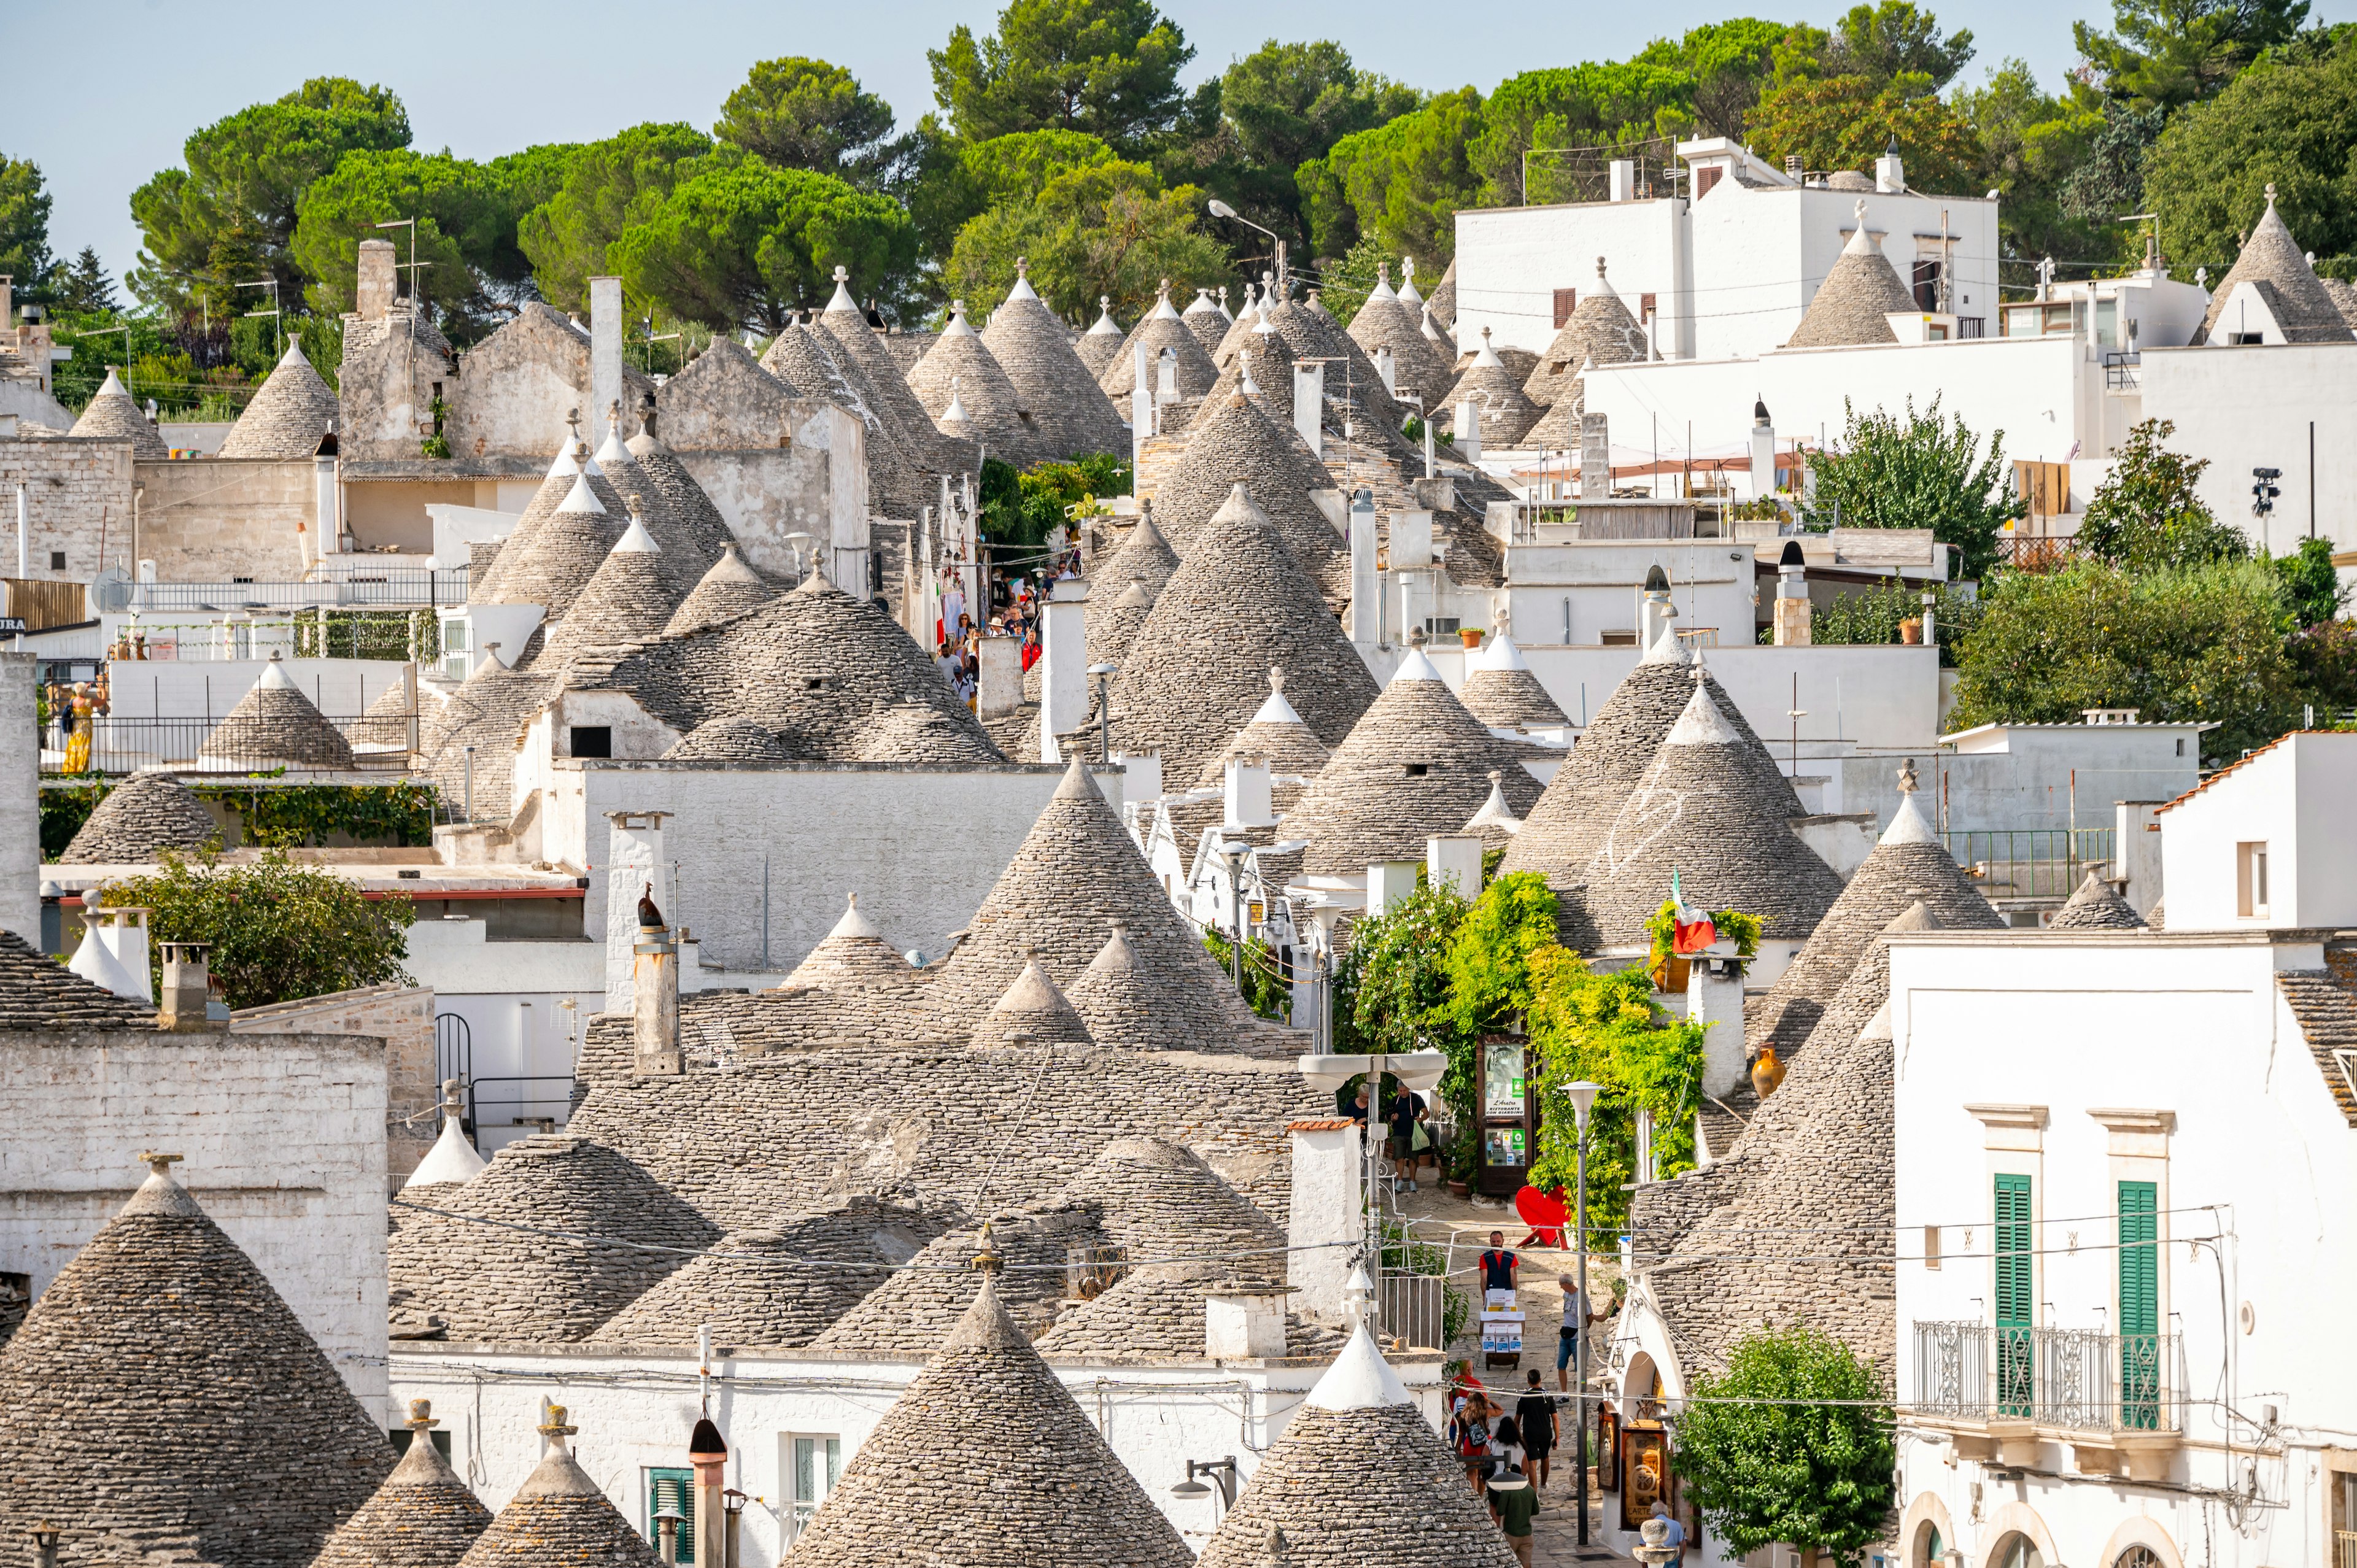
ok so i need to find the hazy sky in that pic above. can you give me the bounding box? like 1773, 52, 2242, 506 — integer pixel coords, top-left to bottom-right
7, 0, 2341, 292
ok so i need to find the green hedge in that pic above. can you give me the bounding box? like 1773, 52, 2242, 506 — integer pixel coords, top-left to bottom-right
39, 781, 439, 859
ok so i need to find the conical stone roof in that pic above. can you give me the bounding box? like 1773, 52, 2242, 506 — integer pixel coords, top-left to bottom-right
0, 1159, 393, 1568
471, 439, 588, 604
856, 700, 1002, 763
455, 1425, 658, 1568
2196, 185, 2355, 344
536, 505, 678, 666
780, 1271, 1194, 1568
971, 956, 1096, 1049
1291, 649, 1544, 877
1182, 287, 1231, 353
311, 1402, 493, 1568
923, 757, 1279, 1051
758, 318, 927, 518
780, 894, 927, 1005
1200, 321, 1298, 429
662, 717, 799, 762
1563, 675, 1844, 952
1426, 258, 1458, 329
1787, 202, 1917, 349
2051, 869, 2148, 930
1344, 266, 1453, 409
1109, 485, 1378, 787
1196, 1325, 1517, 1568
1523, 258, 1650, 408
654, 335, 799, 444
2321, 276, 2357, 329
1461, 770, 1524, 852
1441, 330, 1542, 446
811, 1210, 1105, 1354
1504, 636, 1799, 888
910, 303, 1039, 465
201, 652, 354, 769
816, 273, 977, 476
69, 368, 168, 457
386, 1133, 720, 1342
1100, 282, 1220, 401
1052, 1137, 1280, 1252
981, 264, 1132, 459
58, 768, 217, 863
0, 929, 155, 1029
219, 339, 339, 458
1208, 286, 1268, 370
590, 1197, 928, 1349
1746, 784, 1997, 1057
616, 414, 761, 597
1458, 633, 1568, 730
1062, 921, 1158, 1050
489, 473, 624, 622
662, 541, 773, 636
1074, 296, 1126, 379
1151, 409, 1343, 591
1192, 668, 1334, 792
1261, 296, 1411, 442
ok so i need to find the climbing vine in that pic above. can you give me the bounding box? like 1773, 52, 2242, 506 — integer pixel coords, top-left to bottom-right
38, 781, 438, 857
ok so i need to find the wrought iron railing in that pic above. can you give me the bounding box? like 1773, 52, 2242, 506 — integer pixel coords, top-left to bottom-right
45, 709, 417, 776
1379, 1271, 1450, 1351
1912, 1321, 2185, 1431
1939, 828, 2116, 902
130, 568, 468, 612
2103, 350, 2142, 390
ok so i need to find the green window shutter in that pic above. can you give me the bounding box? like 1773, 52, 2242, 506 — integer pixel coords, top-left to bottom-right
648, 1468, 695, 1564
2118, 1180, 2161, 1429
1994, 1174, 2034, 1416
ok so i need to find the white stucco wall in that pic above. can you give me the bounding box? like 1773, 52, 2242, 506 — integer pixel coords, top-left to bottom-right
2137, 340, 2357, 562
1888, 929, 2357, 1568
2158, 732, 2357, 931
565, 761, 1075, 971
0, 1028, 391, 1417
0, 653, 37, 941
1455, 198, 1689, 358
103, 656, 411, 720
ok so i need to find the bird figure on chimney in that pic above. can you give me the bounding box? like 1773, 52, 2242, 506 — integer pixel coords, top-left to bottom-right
638, 891, 664, 931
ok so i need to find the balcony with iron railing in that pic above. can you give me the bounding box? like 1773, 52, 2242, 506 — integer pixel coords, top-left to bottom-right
1939, 828, 2116, 905
1911, 1321, 2186, 1480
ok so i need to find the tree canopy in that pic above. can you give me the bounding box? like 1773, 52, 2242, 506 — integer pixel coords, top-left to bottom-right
1806, 396, 2019, 579
2075, 0, 2312, 109
944, 151, 1227, 318
716, 57, 899, 180
517, 122, 713, 314
931, 0, 1194, 152
0, 152, 52, 301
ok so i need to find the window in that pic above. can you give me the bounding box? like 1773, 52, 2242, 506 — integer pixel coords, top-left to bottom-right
1994, 1173, 2034, 1415
2237, 841, 2269, 917
1554, 288, 1579, 328
646, 1467, 695, 1562
1923, 1224, 1942, 1270
2227, 331, 2264, 346
1912, 260, 1943, 312
2097, 298, 2119, 347
389, 1426, 454, 1459
785, 1435, 841, 1539
47, 550, 64, 571
1995, 1536, 2044, 1568
570, 725, 613, 759
2115, 1549, 2163, 1568
1695, 164, 1723, 198
2119, 1180, 2161, 1429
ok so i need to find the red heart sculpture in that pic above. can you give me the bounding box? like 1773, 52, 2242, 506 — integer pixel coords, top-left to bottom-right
1514, 1185, 1569, 1246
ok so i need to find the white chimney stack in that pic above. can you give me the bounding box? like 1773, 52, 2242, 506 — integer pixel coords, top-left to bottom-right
1224, 757, 1275, 827
1040, 575, 1090, 762
1426, 835, 1483, 899
1349, 487, 1379, 647
589, 277, 623, 448
1286, 1119, 1360, 1325
1875, 139, 1905, 194
1455, 398, 1481, 459
1750, 398, 1777, 502
1293, 362, 1324, 456
1374, 344, 1396, 395
1609, 159, 1636, 202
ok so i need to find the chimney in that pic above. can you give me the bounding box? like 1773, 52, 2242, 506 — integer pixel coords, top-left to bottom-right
158, 941, 217, 1031
634, 899, 682, 1075
1641, 564, 1675, 651
1366, 860, 1419, 914
1156, 345, 1179, 404
603, 809, 671, 1011
1292, 362, 1324, 456
96, 905, 153, 1004
1285, 1119, 1359, 1324
589, 277, 623, 449
1426, 835, 1483, 898
1875, 136, 1905, 194
689, 1416, 727, 1568
1749, 398, 1776, 504
1129, 342, 1154, 460
1224, 757, 1275, 827
1453, 396, 1481, 459
1774, 539, 1813, 647
1579, 412, 1610, 500
1040, 574, 1089, 762
1349, 487, 1379, 647
0, 275, 11, 328
1206, 1288, 1288, 1359
355, 240, 398, 322
1111, 749, 1161, 803
1689, 948, 1746, 1099
1609, 159, 1636, 203
1374, 344, 1396, 395
314, 427, 341, 560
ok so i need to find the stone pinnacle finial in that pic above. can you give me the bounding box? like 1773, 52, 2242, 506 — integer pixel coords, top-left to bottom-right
608, 397, 622, 426
972, 1222, 1004, 1275
139, 1151, 184, 1177
2266, 182, 2278, 206
1377, 260, 1391, 285
441, 1078, 465, 1113
407, 1399, 438, 1431
1158, 277, 1171, 296
565, 407, 581, 442
1016, 256, 1029, 278
1269, 665, 1286, 693
952, 298, 965, 315
1597, 255, 1606, 276
1488, 769, 1502, 785
627, 493, 644, 522
1099, 293, 1110, 313
833, 265, 850, 284
540, 1404, 578, 1437
1898, 757, 1919, 794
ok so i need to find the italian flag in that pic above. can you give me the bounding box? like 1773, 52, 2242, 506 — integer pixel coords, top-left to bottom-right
1670, 870, 1717, 955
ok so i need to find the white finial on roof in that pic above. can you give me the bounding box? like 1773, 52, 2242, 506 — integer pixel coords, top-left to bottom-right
1304, 1321, 1414, 1411
405, 1080, 488, 1187
1005, 257, 1042, 303
1483, 631, 1531, 673
1466, 768, 1523, 836
827, 266, 857, 312
1663, 679, 1736, 746
943, 374, 970, 425
98, 366, 131, 399
827, 891, 882, 941
276, 338, 312, 369
1087, 295, 1120, 335
1592, 255, 1622, 302
1882, 764, 1937, 844
1369, 261, 1397, 301
1422, 303, 1446, 342
544, 436, 582, 479
1843, 199, 1878, 256
1239, 347, 1260, 395
555, 474, 605, 515
1398, 257, 1423, 307
1251, 665, 1303, 725
1149, 279, 1181, 320
945, 300, 977, 337
613, 497, 660, 553
1474, 327, 1503, 368
1392, 647, 1443, 683
257, 649, 297, 690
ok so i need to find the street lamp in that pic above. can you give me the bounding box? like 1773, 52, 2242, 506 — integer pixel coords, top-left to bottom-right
1087, 662, 1118, 761
1221, 842, 1247, 988
1206, 199, 1288, 299
1565, 1078, 1603, 1547
1170, 1455, 1239, 1506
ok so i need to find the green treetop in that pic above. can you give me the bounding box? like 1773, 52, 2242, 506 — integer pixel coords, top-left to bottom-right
931, 0, 1194, 152
716, 58, 899, 182
2074, 0, 2311, 110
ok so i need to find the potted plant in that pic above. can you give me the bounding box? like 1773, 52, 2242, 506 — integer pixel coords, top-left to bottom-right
1898, 617, 1923, 644
1644, 899, 1763, 993
1459, 627, 1486, 649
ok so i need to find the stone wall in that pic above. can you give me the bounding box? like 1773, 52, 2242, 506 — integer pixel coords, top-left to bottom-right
0, 1025, 390, 1416
231, 984, 438, 1188
673, 404, 869, 581
133, 456, 317, 579
0, 435, 134, 581
0, 654, 34, 941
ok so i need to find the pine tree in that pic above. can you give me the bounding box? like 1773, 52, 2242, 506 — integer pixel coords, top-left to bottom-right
56, 245, 115, 312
